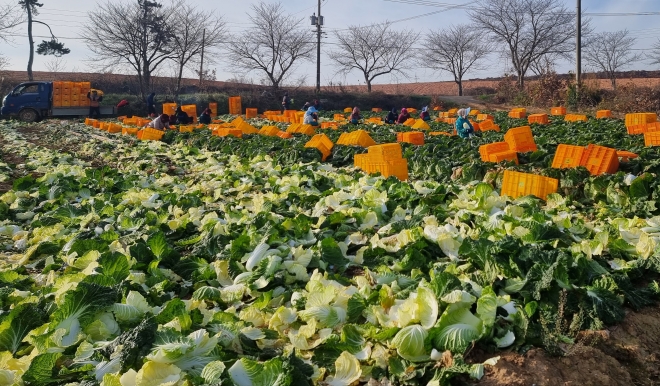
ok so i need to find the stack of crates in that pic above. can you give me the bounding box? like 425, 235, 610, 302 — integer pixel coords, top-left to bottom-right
246, 108, 258, 119
354, 143, 408, 181
163, 103, 177, 116
565, 114, 587, 122
209, 102, 217, 117
336, 130, 377, 147
479, 142, 517, 164
625, 113, 656, 129
596, 110, 612, 119
412, 119, 430, 130
504, 126, 537, 152
53, 82, 92, 107
305, 134, 334, 161
501, 170, 558, 200
528, 114, 549, 125
396, 131, 424, 145
479, 120, 501, 132
508, 108, 526, 119
181, 105, 197, 123
626, 122, 660, 135
551, 107, 566, 116
229, 97, 242, 115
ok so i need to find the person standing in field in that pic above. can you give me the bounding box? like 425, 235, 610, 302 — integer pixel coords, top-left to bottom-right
281, 91, 290, 113
146, 92, 156, 117
87, 90, 102, 119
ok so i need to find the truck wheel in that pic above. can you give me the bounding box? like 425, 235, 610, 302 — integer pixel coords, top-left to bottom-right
19, 109, 39, 123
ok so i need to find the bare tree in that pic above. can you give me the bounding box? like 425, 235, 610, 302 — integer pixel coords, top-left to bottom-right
470, 0, 575, 88
584, 30, 641, 90
45, 57, 66, 73
329, 22, 418, 93
421, 24, 490, 96
0, 2, 23, 42
647, 38, 660, 69
170, 2, 226, 98
82, 0, 175, 99
225, 2, 313, 90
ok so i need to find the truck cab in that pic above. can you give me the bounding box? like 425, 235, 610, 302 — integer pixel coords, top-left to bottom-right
1, 82, 51, 122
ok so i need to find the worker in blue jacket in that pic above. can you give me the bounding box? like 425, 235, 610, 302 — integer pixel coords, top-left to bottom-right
456, 108, 475, 138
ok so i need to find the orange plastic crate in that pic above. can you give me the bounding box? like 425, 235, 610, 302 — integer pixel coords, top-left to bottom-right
229, 96, 242, 115
428, 131, 453, 136
368, 143, 403, 160
625, 113, 656, 127
627, 122, 660, 135
213, 128, 243, 138
122, 127, 139, 136
551, 107, 566, 116
398, 131, 424, 145
277, 131, 292, 139
179, 125, 194, 133
644, 131, 660, 147
476, 114, 494, 121
579, 144, 619, 176
551, 144, 585, 169
412, 119, 430, 130
504, 126, 537, 153
501, 170, 558, 201
107, 123, 122, 133
354, 153, 369, 169
403, 118, 416, 127
565, 114, 587, 122
528, 114, 549, 125
360, 159, 408, 181
209, 102, 217, 117
181, 105, 197, 123
334, 113, 347, 121
479, 141, 510, 162
372, 108, 383, 112
479, 120, 501, 132
163, 103, 177, 116
445, 118, 457, 125
335, 130, 376, 147
509, 111, 526, 119
596, 110, 612, 119
321, 122, 339, 129
616, 150, 638, 162
246, 108, 258, 119
488, 150, 518, 164
305, 134, 334, 161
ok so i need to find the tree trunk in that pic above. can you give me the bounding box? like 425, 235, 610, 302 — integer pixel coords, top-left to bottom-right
611, 76, 616, 90
141, 61, 151, 102
175, 63, 184, 99
366, 79, 372, 93
26, 5, 34, 81
456, 80, 463, 96
517, 71, 525, 89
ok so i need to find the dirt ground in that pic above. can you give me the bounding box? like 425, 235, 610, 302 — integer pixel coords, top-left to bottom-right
472, 306, 660, 386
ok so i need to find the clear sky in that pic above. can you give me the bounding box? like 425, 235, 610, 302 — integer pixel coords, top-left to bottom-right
1, 0, 660, 86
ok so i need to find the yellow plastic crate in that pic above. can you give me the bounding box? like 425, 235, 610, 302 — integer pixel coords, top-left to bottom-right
580, 144, 619, 176
504, 126, 537, 153
565, 114, 587, 122
368, 143, 403, 160
596, 110, 612, 119
360, 159, 408, 181
501, 170, 558, 201
488, 150, 518, 164
179, 125, 194, 133
479, 142, 510, 162
163, 103, 177, 116
411, 119, 430, 130
336, 130, 376, 147
305, 134, 334, 161
122, 127, 139, 136
644, 131, 660, 147
403, 118, 416, 127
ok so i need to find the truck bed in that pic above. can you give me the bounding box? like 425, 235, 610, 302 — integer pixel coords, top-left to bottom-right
51, 106, 115, 116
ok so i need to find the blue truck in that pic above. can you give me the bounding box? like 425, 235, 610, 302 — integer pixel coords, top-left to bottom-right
1, 81, 115, 122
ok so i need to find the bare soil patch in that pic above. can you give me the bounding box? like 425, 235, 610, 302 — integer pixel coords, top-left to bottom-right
470, 306, 660, 386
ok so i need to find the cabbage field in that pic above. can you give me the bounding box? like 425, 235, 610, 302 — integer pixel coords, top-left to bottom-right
0, 111, 659, 386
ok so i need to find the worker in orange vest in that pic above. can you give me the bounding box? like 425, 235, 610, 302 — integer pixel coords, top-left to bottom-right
87, 90, 103, 119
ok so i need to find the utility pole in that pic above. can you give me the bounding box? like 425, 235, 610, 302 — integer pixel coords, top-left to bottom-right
576, 0, 581, 85
311, 0, 323, 94
199, 29, 206, 87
